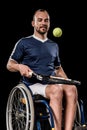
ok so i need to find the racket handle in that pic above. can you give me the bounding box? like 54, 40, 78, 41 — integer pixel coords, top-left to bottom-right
32, 72, 43, 81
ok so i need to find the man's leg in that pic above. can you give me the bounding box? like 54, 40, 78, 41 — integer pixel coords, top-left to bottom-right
63, 85, 78, 130
46, 84, 63, 130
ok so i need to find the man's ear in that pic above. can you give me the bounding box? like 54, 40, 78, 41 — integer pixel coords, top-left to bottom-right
31, 21, 34, 27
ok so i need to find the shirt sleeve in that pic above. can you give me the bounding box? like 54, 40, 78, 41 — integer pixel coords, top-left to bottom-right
9, 39, 24, 63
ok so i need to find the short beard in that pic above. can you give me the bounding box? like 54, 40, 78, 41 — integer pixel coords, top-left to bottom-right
37, 29, 47, 35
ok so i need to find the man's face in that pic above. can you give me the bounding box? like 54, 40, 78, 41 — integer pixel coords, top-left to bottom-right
32, 11, 50, 34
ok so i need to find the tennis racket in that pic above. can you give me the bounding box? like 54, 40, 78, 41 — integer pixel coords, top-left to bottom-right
31, 72, 81, 85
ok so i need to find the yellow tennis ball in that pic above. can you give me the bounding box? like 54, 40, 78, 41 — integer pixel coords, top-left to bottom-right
53, 27, 62, 37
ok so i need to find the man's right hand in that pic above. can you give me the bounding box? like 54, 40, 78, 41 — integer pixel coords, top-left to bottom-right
18, 64, 33, 78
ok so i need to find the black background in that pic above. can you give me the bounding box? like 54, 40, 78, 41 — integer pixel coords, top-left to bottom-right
0, 0, 87, 129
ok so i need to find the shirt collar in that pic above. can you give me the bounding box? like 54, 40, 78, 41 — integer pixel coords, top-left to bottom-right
33, 35, 48, 43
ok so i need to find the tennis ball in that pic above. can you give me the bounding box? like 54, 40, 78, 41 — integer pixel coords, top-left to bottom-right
53, 27, 62, 37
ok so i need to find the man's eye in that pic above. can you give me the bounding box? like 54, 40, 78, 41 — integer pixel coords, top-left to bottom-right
37, 18, 49, 22
45, 19, 49, 22
38, 19, 42, 22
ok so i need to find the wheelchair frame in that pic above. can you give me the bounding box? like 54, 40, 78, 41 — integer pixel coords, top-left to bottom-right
6, 83, 85, 130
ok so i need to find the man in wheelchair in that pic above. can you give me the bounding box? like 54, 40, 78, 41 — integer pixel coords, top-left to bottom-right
6, 9, 78, 130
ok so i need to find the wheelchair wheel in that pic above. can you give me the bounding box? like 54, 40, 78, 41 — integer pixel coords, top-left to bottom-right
73, 101, 81, 129
6, 83, 35, 130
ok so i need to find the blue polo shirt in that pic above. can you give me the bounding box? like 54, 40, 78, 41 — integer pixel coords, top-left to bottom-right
10, 35, 61, 85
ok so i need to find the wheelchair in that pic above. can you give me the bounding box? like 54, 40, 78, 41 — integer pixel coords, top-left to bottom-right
6, 81, 86, 130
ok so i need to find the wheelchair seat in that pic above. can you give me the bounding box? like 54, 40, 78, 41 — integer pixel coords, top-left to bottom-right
6, 83, 83, 130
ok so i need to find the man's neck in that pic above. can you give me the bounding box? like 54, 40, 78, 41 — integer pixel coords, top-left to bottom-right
33, 31, 47, 40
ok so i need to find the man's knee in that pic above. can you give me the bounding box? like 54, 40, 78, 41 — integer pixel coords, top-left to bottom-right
65, 85, 78, 100
50, 84, 63, 99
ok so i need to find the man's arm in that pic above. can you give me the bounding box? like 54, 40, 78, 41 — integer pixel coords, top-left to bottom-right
6, 59, 19, 72
6, 59, 33, 77
55, 66, 68, 79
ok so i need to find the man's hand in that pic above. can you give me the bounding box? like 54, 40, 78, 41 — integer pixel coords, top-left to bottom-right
18, 64, 33, 78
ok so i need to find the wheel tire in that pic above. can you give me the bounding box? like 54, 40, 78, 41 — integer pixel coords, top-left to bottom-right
6, 83, 35, 130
